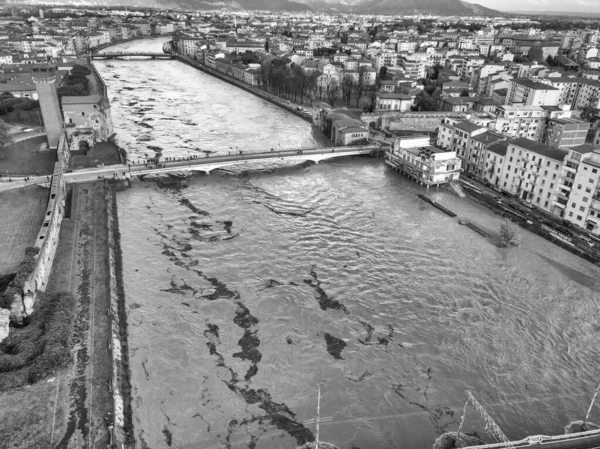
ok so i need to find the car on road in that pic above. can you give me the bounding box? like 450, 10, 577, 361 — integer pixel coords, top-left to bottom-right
562, 220, 574, 228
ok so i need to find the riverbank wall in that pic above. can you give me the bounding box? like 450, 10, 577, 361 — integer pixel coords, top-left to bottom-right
105, 183, 135, 448
6, 133, 69, 326
174, 53, 313, 123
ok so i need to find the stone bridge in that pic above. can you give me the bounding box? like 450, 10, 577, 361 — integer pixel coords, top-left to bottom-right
124, 145, 381, 176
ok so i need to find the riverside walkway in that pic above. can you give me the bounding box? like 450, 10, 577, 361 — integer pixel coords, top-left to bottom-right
0, 145, 381, 191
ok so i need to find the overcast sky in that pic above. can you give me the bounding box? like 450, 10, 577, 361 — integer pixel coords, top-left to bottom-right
472, 0, 600, 13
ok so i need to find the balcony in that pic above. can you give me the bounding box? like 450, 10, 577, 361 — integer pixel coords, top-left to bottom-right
565, 161, 579, 171
591, 199, 600, 213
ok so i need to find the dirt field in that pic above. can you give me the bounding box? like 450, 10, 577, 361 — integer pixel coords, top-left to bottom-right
0, 136, 57, 176
0, 185, 48, 275
0, 182, 114, 449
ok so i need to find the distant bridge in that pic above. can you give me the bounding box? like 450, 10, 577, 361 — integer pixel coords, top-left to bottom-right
91, 52, 174, 60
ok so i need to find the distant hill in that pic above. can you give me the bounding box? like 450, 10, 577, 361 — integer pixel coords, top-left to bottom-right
58, 0, 500, 14
308, 0, 500, 15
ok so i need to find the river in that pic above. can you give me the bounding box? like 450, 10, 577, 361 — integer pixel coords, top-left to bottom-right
96, 39, 600, 449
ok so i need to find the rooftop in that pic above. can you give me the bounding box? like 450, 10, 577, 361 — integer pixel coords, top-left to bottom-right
513, 78, 558, 91
488, 141, 509, 156
509, 137, 566, 161
454, 120, 485, 133
570, 144, 600, 154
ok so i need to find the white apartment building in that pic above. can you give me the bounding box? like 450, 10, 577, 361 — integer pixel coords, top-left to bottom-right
506, 78, 561, 107
499, 138, 565, 210
555, 145, 600, 233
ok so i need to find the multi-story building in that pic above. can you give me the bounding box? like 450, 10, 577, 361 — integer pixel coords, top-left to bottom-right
399, 53, 429, 80
554, 145, 600, 233
541, 117, 589, 149
386, 135, 462, 186
492, 105, 570, 141
506, 78, 561, 107
500, 138, 565, 209
481, 141, 509, 187
61, 95, 113, 142
375, 93, 413, 112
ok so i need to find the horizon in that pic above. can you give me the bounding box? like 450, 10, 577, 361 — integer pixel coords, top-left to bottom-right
470, 0, 600, 14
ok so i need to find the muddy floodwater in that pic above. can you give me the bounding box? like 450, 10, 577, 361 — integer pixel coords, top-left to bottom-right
98, 39, 600, 449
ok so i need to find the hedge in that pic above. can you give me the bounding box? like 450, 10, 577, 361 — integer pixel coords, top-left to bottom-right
0, 291, 75, 389
0, 247, 39, 309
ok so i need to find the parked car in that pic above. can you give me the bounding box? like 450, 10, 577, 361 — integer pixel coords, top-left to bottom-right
562, 220, 574, 228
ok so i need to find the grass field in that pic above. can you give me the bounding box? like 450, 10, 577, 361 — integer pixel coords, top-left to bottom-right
0, 136, 57, 176
0, 185, 48, 276
70, 141, 121, 170
0, 372, 70, 449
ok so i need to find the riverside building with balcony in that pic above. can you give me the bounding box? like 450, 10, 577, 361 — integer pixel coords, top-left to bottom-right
386, 134, 462, 187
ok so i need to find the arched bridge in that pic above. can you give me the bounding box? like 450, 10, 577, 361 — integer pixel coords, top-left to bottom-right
130, 145, 381, 175
91, 52, 174, 59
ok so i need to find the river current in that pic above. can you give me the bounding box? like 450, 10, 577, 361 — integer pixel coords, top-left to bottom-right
97, 40, 600, 449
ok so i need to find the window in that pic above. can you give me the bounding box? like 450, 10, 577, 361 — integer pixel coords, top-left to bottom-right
569, 211, 574, 217
537, 198, 541, 203
572, 202, 576, 208
593, 169, 598, 174
578, 184, 582, 189
580, 206, 585, 211
544, 170, 548, 176
547, 192, 551, 198
577, 215, 583, 221
583, 197, 589, 203
550, 183, 553, 188
590, 178, 594, 183
555, 164, 559, 170
545, 201, 549, 207
586, 188, 592, 193
510, 157, 513, 162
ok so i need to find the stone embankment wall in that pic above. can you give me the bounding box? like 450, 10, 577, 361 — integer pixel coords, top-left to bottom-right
175, 54, 313, 123
88, 59, 107, 97
9, 133, 70, 324
105, 184, 134, 448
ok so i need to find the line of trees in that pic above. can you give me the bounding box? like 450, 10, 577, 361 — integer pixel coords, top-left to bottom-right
258, 57, 377, 108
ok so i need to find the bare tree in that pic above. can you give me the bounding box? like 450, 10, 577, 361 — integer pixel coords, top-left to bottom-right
341, 74, 355, 106
327, 78, 340, 106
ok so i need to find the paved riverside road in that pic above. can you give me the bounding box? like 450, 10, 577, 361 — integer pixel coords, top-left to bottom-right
0, 145, 379, 192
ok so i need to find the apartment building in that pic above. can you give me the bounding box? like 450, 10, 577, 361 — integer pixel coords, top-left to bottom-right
550, 145, 600, 232
500, 138, 565, 210
541, 117, 589, 149
506, 78, 561, 106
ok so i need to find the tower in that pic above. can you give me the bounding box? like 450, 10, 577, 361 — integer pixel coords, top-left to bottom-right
32, 73, 63, 149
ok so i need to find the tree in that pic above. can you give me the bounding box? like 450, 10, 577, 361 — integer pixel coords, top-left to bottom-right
326, 79, 339, 106
460, 89, 470, 97
528, 46, 544, 63
413, 91, 438, 111
0, 119, 12, 160
341, 74, 355, 106
580, 105, 598, 122
547, 55, 558, 66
